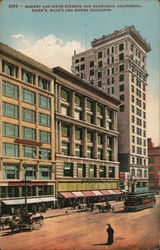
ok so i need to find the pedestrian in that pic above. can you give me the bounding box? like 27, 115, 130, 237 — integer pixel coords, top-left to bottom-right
106, 224, 114, 245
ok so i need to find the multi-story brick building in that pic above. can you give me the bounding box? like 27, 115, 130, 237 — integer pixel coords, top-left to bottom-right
0, 43, 121, 214
53, 67, 120, 200
72, 26, 151, 192
0, 43, 56, 214
148, 138, 160, 194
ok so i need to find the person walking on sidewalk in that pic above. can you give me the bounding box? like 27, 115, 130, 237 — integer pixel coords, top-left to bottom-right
106, 224, 114, 245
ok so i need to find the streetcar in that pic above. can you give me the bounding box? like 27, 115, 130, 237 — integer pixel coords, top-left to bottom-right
124, 191, 155, 212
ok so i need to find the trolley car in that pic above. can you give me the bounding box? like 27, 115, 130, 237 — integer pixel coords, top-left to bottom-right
124, 192, 155, 212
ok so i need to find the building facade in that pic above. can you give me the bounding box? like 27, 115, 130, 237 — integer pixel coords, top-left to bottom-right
0, 43, 56, 213
72, 26, 150, 192
53, 67, 120, 199
148, 138, 160, 194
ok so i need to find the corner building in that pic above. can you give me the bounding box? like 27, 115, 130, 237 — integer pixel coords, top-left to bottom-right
53, 67, 120, 199
0, 43, 56, 213
72, 26, 150, 192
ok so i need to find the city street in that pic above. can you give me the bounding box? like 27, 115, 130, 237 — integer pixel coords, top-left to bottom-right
0, 199, 159, 250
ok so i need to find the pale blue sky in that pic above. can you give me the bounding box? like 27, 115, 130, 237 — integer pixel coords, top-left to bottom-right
0, 0, 159, 145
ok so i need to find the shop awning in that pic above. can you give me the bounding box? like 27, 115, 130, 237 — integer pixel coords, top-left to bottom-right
108, 190, 117, 194
113, 189, 123, 194
40, 197, 57, 202
60, 192, 75, 198
82, 191, 95, 197
72, 191, 85, 197
92, 190, 104, 196
100, 190, 111, 195
2, 198, 42, 205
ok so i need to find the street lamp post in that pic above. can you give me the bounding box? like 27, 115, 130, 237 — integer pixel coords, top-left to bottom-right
24, 165, 28, 214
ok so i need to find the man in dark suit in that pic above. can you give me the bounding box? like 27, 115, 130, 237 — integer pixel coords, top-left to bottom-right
106, 224, 114, 245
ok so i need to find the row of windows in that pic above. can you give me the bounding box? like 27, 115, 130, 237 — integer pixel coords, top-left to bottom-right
2, 143, 51, 159
61, 141, 112, 160
0, 186, 53, 198
2, 81, 51, 109
2, 102, 51, 126
132, 145, 146, 155
131, 168, 147, 178
132, 136, 146, 146
2, 60, 51, 91
2, 164, 51, 180
63, 162, 115, 178
131, 156, 146, 166
61, 88, 114, 129
2, 122, 51, 143
130, 43, 145, 62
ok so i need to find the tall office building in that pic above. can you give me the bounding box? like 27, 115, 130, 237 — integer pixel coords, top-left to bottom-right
0, 43, 56, 214
72, 26, 151, 192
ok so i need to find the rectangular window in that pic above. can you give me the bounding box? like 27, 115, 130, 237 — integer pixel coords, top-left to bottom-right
98, 51, 102, 59
3, 163, 19, 180
98, 61, 103, 68
120, 95, 124, 101
39, 113, 51, 126
112, 77, 114, 84
61, 124, 70, 137
98, 81, 102, 87
64, 162, 73, 177
119, 84, 124, 92
107, 48, 109, 55
98, 134, 103, 144
98, 148, 103, 160
75, 59, 79, 64
61, 88, 70, 102
2, 60, 19, 78
39, 94, 51, 110
119, 53, 124, 61
2, 102, 19, 119
2, 123, 19, 137
75, 127, 82, 140
77, 163, 86, 178
38, 76, 50, 91
87, 147, 93, 158
88, 164, 96, 178
119, 74, 124, 82
119, 43, 124, 51
112, 57, 114, 63
22, 88, 36, 104
87, 131, 93, 142
75, 144, 82, 157
39, 149, 51, 160
22, 127, 36, 140
109, 166, 115, 178
119, 64, 124, 72
120, 105, 124, 112
81, 64, 85, 70
22, 69, 35, 85
3, 143, 19, 157
107, 58, 110, 64
61, 105, 70, 116
22, 108, 36, 123
90, 61, 94, 67
75, 110, 82, 120
2, 81, 19, 99
39, 166, 51, 180
22, 145, 36, 158
39, 130, 51, 143
22, 165, 36, 180
90, 69, 94, 76
98, 71, 102, 78
111, 47, 114, 53
61, 142, 70, 156
99, 166, 106, 178
75, 94, 82, 107
112, 67, 114, 74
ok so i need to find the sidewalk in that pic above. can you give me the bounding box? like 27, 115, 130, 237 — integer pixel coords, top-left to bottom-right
43, 200, 124, 219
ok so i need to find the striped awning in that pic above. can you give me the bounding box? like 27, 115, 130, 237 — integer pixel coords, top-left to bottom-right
82, 191, 95, 197
60, 192, 75, 198
72, 192, 85, 197
92, 190, 104, 196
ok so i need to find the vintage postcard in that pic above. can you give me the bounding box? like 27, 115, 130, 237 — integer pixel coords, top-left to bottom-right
0, 0, 159, 249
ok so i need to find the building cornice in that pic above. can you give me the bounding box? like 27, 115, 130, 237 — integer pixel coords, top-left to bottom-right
53, 66, 121, 106
91, 26, 151, 53
0, 42, 56, 78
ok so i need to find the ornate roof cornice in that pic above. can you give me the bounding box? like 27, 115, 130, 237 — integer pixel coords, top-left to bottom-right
91, 26, 151, 53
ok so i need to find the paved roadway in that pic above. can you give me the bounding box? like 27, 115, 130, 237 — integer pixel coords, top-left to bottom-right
0, 199, 159, 250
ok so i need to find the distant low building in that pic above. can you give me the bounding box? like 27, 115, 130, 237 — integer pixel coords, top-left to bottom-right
148, 138, 160, 194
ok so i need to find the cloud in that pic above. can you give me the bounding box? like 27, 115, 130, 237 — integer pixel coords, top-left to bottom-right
10, 34, 28, 44
11, 34, 84, 71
